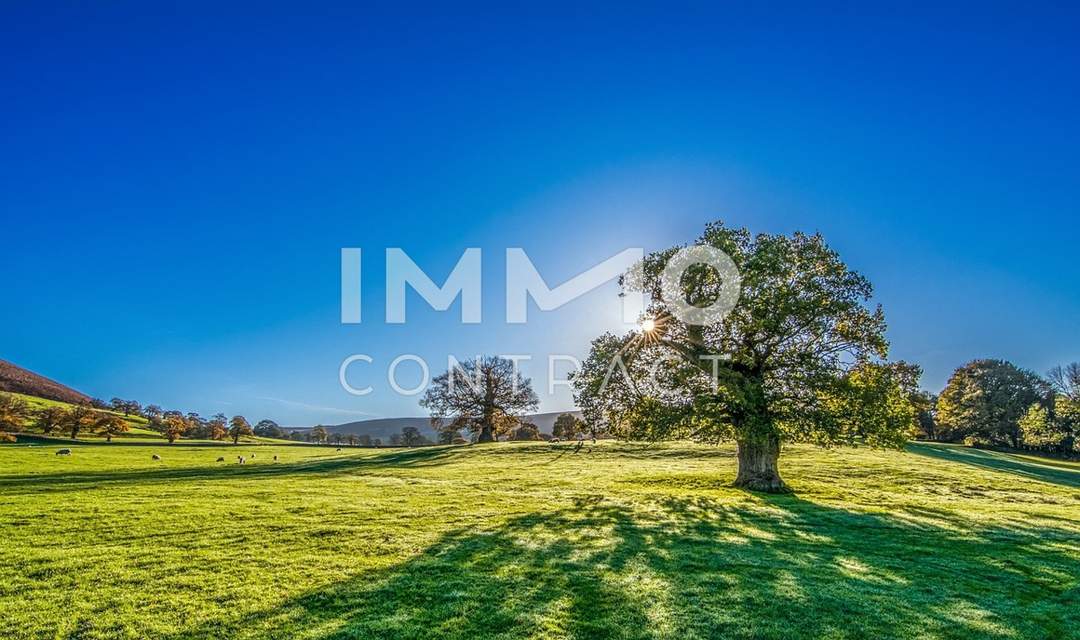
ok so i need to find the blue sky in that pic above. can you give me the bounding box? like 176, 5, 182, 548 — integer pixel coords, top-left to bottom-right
2, 3, 1078, 426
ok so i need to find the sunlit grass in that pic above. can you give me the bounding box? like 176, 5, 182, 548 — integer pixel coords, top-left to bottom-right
0, 441, 1077, 639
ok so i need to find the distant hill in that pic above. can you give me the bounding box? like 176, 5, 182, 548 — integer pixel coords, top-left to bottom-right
324, 411, 583, 440
0, 359, 91, 405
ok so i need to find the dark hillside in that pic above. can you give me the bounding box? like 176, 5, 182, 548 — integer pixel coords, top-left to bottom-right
0, 358, 91, 405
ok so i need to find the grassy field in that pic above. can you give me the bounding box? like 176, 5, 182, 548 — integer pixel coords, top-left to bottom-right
0, 441, 1077, 640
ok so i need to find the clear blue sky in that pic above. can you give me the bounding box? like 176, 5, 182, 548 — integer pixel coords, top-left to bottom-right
2, 3, 1078, 427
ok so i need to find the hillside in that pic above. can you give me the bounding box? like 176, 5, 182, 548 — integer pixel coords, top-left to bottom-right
326, 410, 583, 440
0, 441, 1076, 638
0, 359, 91, 405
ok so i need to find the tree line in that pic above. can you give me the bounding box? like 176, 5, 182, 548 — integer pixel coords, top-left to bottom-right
0, 394, 289, 445
916, 359, 1078, 453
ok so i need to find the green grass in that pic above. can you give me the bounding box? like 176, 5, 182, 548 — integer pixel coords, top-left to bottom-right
0, 441, 1077, 639
9, 392, 158, 437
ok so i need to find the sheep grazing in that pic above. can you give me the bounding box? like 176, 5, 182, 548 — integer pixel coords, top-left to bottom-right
238, 457, 246, 464
55, 448, 72, 456
152, 454, 162, 461
549, 438, 560, 444
216, 456, 225, 462
251, 453, 256, 458
273, 455, 278, 461
336, 448, 342, 451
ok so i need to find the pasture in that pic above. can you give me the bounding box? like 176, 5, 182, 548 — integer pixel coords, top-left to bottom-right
0, 441, 1077, 639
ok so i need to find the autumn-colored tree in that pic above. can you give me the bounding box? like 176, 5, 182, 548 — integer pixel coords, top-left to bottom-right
310, 425, 329, 444
208, 413, 228, 441
0, 393, 32, 442
162, 414, 188, 443
64, 405, 98, 440
574, 221, 914, 492
229, 416, 253, 444
96, 413, 130, 442
35, 406, 67, 435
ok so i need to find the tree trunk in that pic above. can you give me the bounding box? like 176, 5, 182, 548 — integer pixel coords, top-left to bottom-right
734, 435, 789, 493
477, 425, 495, 443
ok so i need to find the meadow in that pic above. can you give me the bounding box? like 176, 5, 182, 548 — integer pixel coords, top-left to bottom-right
0, 441, 1077, 640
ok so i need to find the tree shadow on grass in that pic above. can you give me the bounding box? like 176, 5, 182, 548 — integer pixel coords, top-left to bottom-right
908, 442, 1080, 488
156, 495, 1079, 640
0, 446, 459, 494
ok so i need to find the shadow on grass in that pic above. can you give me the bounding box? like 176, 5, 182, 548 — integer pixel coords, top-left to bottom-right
155, 495, 1078, 640
908, 442, 1080, 488
0, 446, 459, 493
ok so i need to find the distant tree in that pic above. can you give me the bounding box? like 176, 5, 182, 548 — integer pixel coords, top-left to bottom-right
162, 414, 188, 443
110, 398, 141, 416
96, 413, 130, 442
510, 422, 541, 441
438, 429, 462, 445
1017, 403, 1064, 451
573, 222, 913, 492
89, 398, 110, 410
372, 438, 382, 447
35, 405, 67, 435
311, 425, 329, 444
401, 426, 429, 447
346, 434, 358, 446
64, 405, 98, 440
357, 434, 372, 447
552, 413, 581, 440
288, 430, 307, 442
143, 404, 164, 420
0, 393, 32, 441
229, 416, 253, 444
254, 419, 286, 439
208, 414, 228, 441
936, 359, 1049, 447
421, 356, 539, 443
331, 432, 344, 445
388, 433, 403, 446
185, 412, 209, 439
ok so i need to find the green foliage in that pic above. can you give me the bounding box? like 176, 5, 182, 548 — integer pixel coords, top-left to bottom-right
229, 416, 254, 444
0, 442, 1077, 639
936, 359, 1049, 447
575, 221, 911, 490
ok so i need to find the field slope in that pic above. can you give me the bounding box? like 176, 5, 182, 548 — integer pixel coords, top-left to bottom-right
0, 441, 1077, 639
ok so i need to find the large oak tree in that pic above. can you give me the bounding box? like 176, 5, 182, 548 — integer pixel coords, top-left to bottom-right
573, 221, 917, 492
421, 356, 538, 443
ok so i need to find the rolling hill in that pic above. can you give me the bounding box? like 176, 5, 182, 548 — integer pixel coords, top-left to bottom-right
0, 358, 91, 405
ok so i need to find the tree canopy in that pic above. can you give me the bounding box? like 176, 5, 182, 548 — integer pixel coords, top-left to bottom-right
421, 356, 538, 443
936, 359, 1049, 448
573, 221, 916, 492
